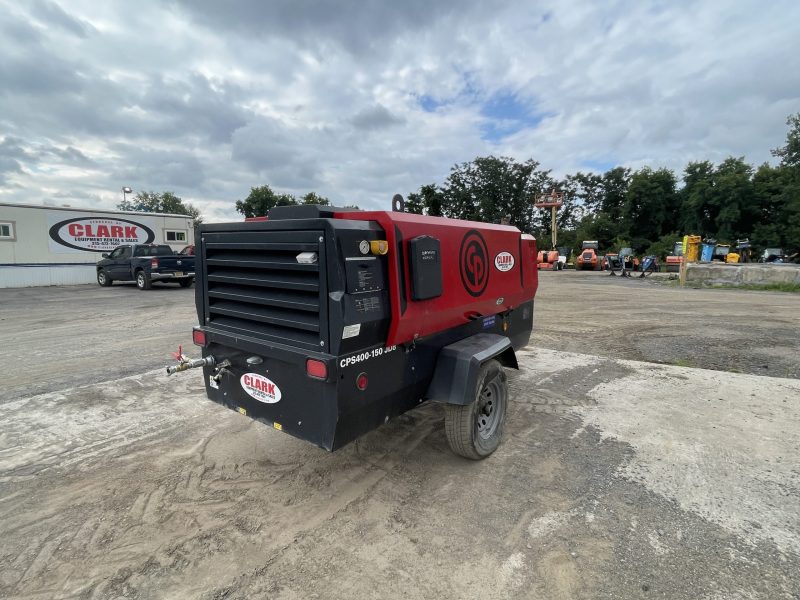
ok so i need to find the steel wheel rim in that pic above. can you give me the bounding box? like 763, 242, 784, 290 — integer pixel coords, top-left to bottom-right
476, 374, 505, 440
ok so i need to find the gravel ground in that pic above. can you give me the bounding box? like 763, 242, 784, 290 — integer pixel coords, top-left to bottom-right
534, 270, 800, 379
0, 275, 798, 599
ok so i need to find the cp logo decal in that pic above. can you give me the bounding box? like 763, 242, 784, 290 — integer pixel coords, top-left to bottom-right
460, 230, 489, 296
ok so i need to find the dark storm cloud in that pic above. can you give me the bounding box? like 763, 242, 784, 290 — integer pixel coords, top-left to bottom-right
231, 117, 298, 170
29, 0, 94, 38
111, 144, 207, 189
350, 104, 405, 130
0, 51, 86, 96
0, 138, 31, 184
138, 74, 252, 144
1, 0, 798, 220
169, 0, 469, 53
42, 145, 93, 166
0, 10, 86, 96
0, 10, 44, 45
230, 117, 322, 188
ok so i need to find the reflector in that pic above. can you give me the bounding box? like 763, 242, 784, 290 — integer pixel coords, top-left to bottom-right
356, 372, 368, 390
306, 358, 327, 379
192, 328, 207, 346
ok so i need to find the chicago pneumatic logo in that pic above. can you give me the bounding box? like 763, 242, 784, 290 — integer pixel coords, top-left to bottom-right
460, 229, 489, 296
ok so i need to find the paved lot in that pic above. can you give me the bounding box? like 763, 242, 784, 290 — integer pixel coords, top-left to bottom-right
0, 274, 798, 599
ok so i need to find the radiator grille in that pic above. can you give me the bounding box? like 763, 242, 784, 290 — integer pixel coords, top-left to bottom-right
201, 230, 327, 350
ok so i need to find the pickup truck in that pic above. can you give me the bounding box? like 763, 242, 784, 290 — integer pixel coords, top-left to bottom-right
96, 244, 195, 290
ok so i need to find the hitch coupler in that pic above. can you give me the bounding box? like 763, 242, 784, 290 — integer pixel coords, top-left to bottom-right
166, 355, 216, 376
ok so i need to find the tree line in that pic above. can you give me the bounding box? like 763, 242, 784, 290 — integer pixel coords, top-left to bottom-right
404, 113, 800, 258
118, 190, 203, 223
119, 113, 799, 259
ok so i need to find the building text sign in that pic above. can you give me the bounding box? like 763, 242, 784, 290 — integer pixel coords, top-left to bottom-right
47, 212, 156, 253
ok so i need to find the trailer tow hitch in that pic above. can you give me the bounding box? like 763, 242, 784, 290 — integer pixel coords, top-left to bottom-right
166, 345, 230, 377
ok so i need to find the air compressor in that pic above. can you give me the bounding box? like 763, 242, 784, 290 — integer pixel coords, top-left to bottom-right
168, 200, 538, 459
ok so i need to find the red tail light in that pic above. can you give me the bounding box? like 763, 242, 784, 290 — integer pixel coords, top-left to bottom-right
306, 359, 327, 379
356, 372, 368, 391
150, 258, 159, 268
192, 328, 207, 346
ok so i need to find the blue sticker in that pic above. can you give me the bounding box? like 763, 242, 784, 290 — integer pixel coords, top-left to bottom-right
482, 316, 496, 329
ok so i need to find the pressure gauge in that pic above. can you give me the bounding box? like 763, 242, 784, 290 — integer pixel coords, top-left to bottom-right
359, 240, 370, 255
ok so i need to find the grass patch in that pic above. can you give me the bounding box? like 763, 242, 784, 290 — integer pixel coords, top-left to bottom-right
708, 282, 800, 293
674, 281, 800, 292
671, 358, 694, 368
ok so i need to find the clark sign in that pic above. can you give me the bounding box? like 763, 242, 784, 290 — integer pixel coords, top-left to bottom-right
48, 215, 155, 253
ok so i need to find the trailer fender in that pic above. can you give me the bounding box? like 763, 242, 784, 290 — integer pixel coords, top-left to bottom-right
426, 333, 518, 405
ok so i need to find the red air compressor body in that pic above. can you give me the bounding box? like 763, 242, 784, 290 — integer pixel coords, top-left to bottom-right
169, 204, 538, 459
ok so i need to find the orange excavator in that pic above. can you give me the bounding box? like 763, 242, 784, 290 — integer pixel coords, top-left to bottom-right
576, 241, 602, 271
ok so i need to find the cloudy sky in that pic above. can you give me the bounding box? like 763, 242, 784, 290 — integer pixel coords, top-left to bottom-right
1, 1, 798, 221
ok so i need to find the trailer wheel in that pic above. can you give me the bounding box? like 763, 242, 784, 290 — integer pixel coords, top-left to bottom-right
97, 269, 113, 287
445, 359, 508, 460
136, 270, 152, 290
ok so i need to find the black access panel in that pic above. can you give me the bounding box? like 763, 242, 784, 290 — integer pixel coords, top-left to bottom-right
408, 235, 442, 300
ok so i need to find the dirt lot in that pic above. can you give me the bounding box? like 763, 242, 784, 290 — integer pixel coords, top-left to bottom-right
1, 274, 798, 599
535, 270, 800, 379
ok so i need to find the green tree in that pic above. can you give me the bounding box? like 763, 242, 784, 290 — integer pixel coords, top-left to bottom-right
600, 167, 631, 222
300, 192, 330, 206
118, 190, 202, 223
646, 232, 682, 260
622, 167, 679, 249
566, 171, 603, 214
772, 113, 800, 167
572, 212, 619, 252
680, 161, 715, 234
437, 156, 551, 232
405, 191, 424, 214
235, 185, 297, 218
710, 157, 755, 241
406, 184, 444, 216
769, 114, 800, 252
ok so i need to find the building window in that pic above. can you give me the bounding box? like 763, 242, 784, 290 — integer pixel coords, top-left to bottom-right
0, 221, 15, 241
165, 230, 187, 243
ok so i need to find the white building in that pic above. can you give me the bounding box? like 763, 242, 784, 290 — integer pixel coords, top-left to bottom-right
0, 203, 195, 288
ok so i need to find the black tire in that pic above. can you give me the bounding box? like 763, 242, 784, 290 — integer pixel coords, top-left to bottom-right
445, 359, 508, 460
136, 270, 152, 290
97, 269, 113, 287
178, 278, 194, 288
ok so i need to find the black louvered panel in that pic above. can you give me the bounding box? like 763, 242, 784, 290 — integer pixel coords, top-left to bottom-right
201, 230, 326, 351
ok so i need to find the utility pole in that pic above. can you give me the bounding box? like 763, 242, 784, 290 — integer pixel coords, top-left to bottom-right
534, 189, 564, 249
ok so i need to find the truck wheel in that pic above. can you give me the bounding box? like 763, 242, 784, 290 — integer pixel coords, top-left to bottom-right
178, 278, 193, 288
445, 359, 508, 460
136, 270, 152, 290
97, 270, 113, 287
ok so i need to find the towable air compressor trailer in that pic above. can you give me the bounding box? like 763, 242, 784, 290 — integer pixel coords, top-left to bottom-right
168, 202, 538, 459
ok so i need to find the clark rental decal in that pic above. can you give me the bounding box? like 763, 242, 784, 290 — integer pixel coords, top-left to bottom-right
48, 216, 155, 252
494, 251, 515, 272
241, 373, 282, 403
